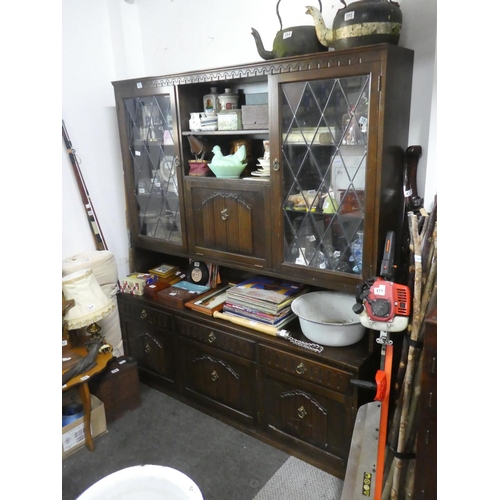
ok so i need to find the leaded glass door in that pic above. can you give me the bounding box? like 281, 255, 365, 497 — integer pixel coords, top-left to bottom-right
277, 73, 371, 277
123, 94, 182, 246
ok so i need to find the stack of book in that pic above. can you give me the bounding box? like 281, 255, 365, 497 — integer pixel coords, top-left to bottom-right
223, 275, 307, 329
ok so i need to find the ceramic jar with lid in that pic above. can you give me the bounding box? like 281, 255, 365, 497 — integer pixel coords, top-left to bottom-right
218, 88, 239, 111
203, 87, 220, 116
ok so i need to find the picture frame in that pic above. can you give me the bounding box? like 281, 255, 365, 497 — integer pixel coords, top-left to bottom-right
185, 284, 230, 316
148, 263, 179, 278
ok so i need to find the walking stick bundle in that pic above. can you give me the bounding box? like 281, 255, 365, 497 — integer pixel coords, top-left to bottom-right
381, 197, 437, 500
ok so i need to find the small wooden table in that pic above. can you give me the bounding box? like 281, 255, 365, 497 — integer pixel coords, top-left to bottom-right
62, 345, 113, 451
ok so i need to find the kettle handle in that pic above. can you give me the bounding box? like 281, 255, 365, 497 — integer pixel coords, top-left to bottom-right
276, 0, 322, 31
339, 0, 399, 10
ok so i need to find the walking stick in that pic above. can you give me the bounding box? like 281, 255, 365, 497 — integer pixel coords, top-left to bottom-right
62, 120, 108, 251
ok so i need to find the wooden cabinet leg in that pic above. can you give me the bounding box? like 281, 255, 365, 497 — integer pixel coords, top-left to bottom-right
78, 382, 94, 451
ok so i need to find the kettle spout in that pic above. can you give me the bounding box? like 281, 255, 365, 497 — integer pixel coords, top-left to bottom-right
251, 28, 274, 60
305, 6, 335, 48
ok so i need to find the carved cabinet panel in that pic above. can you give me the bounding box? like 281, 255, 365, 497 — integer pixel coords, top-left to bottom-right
120, 319, 176, 390
259, 345, 354, 477
180, 340, 257, 426
184, 178, 272, 269
118, 300, 176, 391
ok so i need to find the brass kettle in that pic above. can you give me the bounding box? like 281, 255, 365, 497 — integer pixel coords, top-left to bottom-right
251, 0, 328, 60
306, 0, 403, 51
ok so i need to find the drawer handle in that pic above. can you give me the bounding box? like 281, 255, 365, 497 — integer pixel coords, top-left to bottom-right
208, 332, 216, 343
140, 309, 148, 319
145, 342, 151, 354
272, 158, 279, 171
221, 208, 229, 221
296, 362, 307, 375
211, 370, 219, 382
297, 406, 307, 419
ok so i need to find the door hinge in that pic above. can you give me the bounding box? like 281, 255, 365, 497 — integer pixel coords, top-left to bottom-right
378, 75, 382, 92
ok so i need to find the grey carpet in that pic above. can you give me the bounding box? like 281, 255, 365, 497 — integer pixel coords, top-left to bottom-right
253, 456, 343, 500
62, 384, 342, 500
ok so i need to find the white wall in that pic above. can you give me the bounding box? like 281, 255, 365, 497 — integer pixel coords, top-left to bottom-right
62, 0, 437, 278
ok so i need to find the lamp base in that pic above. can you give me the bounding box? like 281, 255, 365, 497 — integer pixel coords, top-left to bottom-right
86, 322, 102, 338
85, 323, 113, 354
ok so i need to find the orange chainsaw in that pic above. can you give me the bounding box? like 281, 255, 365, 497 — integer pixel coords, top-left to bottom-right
341, 231, 411, 500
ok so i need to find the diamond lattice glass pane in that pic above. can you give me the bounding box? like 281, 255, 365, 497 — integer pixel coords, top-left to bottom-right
124, 95, 181, 244
281, 75, 370, 274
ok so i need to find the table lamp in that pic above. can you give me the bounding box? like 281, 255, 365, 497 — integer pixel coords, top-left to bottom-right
62, 268, 115, 346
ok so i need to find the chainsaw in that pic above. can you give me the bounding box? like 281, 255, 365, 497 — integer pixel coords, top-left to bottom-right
340, 231, 411, 500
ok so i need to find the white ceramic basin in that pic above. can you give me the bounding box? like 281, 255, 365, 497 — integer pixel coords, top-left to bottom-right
77, 465, 204, 500
291, 291, 365, 347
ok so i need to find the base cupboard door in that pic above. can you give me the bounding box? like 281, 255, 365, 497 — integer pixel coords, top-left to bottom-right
261, 365, 353, 475
181, 339, 258, 426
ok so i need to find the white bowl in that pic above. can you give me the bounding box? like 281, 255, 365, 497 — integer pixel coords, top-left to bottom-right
77, 465, 203, 500
291, 291, 365, 347
257, 157, 270, 167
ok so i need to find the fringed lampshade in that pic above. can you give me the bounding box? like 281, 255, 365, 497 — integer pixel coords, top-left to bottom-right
62, 268, 115, 334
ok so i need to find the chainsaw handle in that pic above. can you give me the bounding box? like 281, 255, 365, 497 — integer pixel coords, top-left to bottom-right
350, 379, 376, 391
351, 370, 388, 401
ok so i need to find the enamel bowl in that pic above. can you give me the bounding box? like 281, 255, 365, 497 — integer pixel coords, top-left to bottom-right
291, 291, 366, 347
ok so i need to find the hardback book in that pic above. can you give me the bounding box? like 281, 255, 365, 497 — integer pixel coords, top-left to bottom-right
220, 310, 297, 330
223, 301, 293, 324
227, 275, 305, 306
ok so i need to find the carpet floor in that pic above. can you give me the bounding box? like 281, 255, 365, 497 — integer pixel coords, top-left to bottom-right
62, 384, 343, 500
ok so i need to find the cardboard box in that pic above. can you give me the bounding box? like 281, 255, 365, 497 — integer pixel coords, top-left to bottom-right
242, 104, 269, 130
217, 110, 242, 131
62, 394, 107, 459
119, 274, 148, 295
245, 93, 268, 105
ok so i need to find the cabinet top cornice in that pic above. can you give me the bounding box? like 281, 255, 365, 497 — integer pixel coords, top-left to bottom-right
112, 43, 412, 91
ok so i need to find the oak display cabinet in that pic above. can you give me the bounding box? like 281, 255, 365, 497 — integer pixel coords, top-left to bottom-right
113, 44, 413, 291
112, 44, 414, 478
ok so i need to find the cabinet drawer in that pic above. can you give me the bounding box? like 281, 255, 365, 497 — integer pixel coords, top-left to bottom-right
121, 319, 176, 388
118, 298, 174, 330
259, 345, 351, 394
177, 318, 256, 361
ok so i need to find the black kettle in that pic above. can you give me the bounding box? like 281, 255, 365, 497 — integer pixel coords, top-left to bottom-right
251, 0, 328, 60
306, 0, 403, 51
